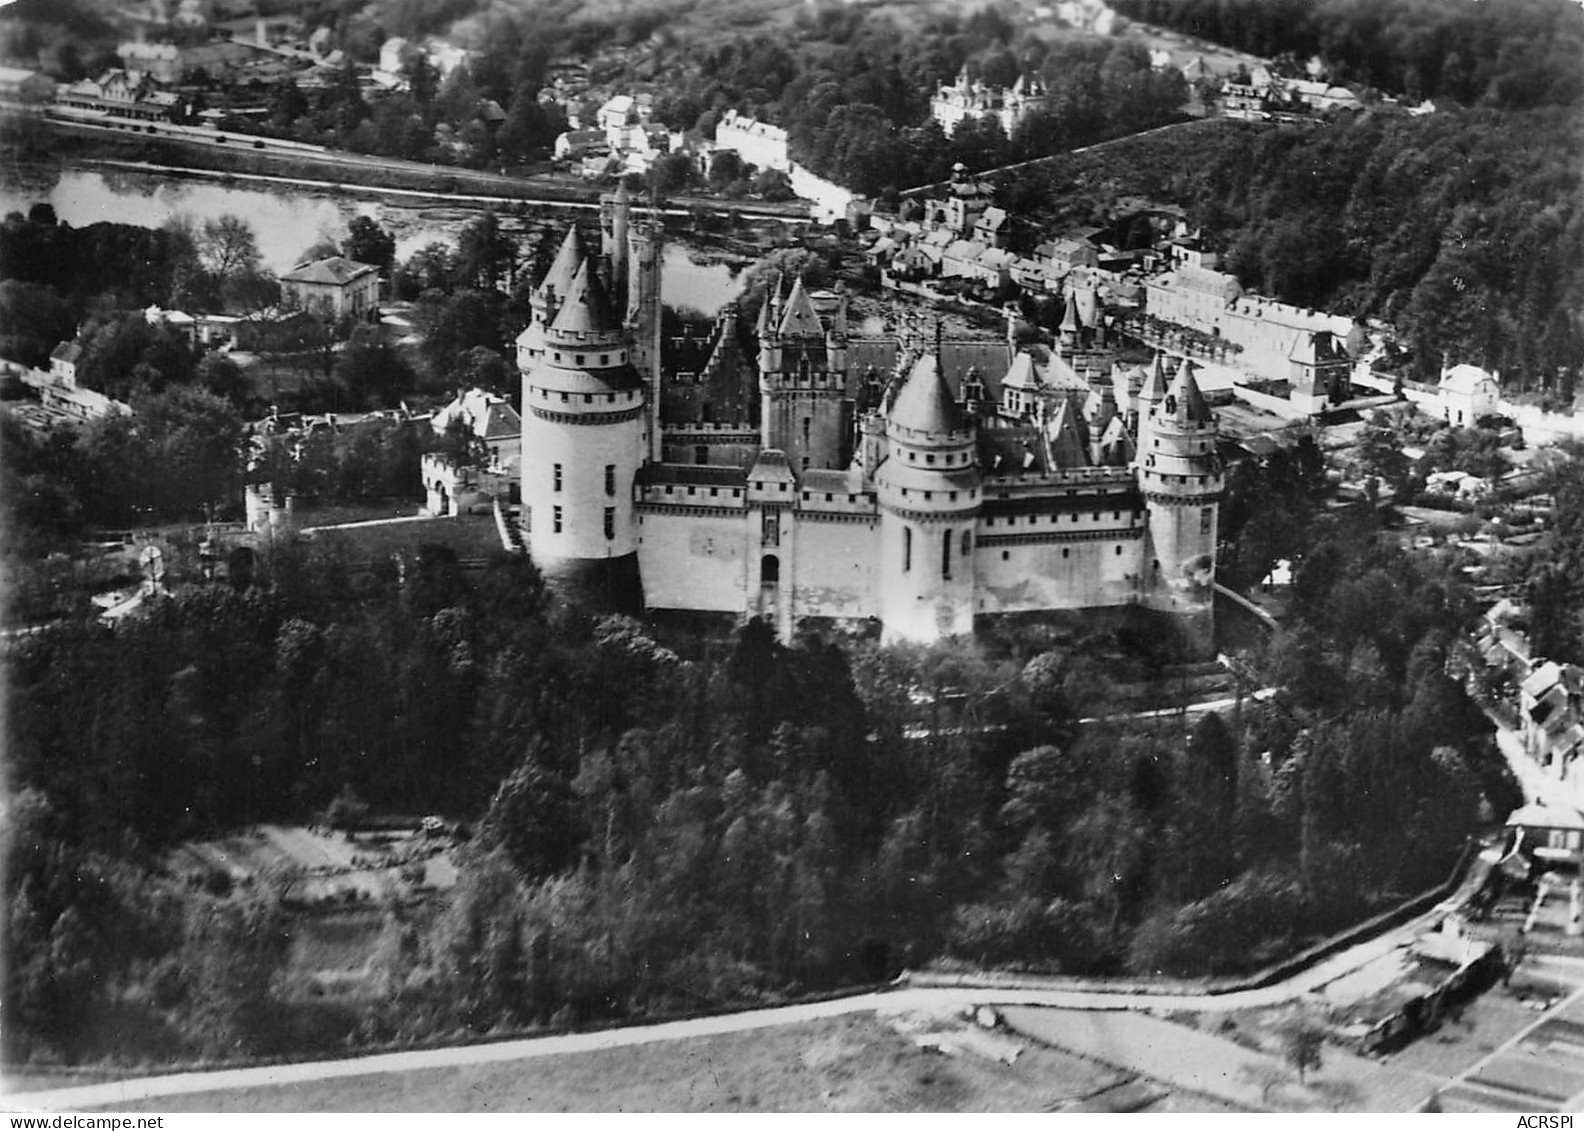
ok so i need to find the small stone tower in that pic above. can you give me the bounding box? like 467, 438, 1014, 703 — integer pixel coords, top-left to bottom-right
519, 256, 646, 598
759, 277, 850, 472
625, 211, 663, 462
875, 351, 981, 644
1139, 357, 1222, 650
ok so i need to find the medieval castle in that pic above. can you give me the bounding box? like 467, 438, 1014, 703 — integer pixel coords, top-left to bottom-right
515, 187, 1223, 646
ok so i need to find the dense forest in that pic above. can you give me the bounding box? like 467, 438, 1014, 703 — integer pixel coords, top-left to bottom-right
1113, 0, 1584, 110
998, 106, 1584, 389
4, 489, 1513, 1060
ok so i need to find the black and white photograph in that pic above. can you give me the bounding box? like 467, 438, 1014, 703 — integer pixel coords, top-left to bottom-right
2, 0, 1583, 1117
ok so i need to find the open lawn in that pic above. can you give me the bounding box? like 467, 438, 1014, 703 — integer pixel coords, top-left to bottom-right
306, 514, 510, 564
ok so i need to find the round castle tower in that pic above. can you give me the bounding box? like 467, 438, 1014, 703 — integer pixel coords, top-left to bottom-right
519, 255, 646, 597
875, 352, 982, 644
1138, 357, 1222, 646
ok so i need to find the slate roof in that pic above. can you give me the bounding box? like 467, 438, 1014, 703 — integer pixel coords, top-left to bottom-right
280, 257, 379, 286
890, 354, 966, 435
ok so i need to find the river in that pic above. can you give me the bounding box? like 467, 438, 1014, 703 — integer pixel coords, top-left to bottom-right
0, 164, 749, 314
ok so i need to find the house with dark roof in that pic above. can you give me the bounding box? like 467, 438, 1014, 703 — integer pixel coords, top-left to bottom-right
278, 256, 380, 326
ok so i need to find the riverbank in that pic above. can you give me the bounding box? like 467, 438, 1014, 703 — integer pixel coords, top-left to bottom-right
21, 121, 812, 222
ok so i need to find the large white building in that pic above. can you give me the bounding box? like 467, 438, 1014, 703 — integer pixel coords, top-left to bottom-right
930, 69, 1050, 138
714, 109, 791, 173
509, 190, 1223, 647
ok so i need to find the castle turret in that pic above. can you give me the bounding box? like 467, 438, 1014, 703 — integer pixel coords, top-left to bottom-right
520, 256, 646, 603
625, 211, 662, 461
515, 226, 587, 370
599, 179, 631, 309
1135, 351, 1169, 453
875, 352, 981, 644
1139, 357, 1221, 650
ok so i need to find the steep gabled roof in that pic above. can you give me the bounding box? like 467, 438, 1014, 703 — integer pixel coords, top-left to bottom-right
1045, 400, 1089, 469
1096, 414, 1135, 467
776, 276, 825, 338
50, 341, 83, 364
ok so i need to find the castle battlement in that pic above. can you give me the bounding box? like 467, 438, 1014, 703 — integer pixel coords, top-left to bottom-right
516, 208, 1221, 647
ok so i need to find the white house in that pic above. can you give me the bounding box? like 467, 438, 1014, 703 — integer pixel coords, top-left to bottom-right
422, 388, 522, 515
1440, 363, 1501, 426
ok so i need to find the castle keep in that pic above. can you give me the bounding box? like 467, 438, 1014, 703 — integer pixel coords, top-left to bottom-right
517, 189, 1222, 646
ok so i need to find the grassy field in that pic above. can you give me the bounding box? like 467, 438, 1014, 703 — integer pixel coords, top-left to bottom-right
306, 513, 510, 563
86, 1012, 1235, 1113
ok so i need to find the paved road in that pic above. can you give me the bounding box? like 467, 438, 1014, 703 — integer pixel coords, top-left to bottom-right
4, 884, 1470, 1113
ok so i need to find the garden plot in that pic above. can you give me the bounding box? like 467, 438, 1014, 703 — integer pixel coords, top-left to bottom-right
168, 823, 457, 907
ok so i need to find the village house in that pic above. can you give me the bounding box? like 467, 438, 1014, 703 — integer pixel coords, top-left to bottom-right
0, 65, 56, 103
6, 342, 132, 431
1440, 363, 1501, 426
278, 256, 381, 326
422, 388, 522, 516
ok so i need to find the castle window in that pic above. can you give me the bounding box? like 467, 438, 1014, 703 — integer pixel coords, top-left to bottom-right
903, 526, 912, 572
802, 417, 811, 447
577, 354, 585, 365
926, 454, 936, 465
553, 505, 563, 533
604, 507, 615, 540
554, 352, 561, 362
942, 529, 952, 579
608, 394, 616, 403
695, 445, 708, 465
755, 481, 763, 491
1063, 548, 1070, 559
1114, 511, 1120, 520
1116, 545, 1124, 555
950, 491, 958, 502
561, 392, 569, 403
584, 394, 593, 404
605, 464, 616, 496
961, 531, 971, 556
601, 354, 609, 365
825, 493, 833, 502
710, 488, 718, 497
1002, 551, 1010, 561
1093, 512, 1100, 521
925, 491, 932, 501
554, 463, 563, 492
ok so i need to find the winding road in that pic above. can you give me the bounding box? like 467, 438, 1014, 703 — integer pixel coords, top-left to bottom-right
4, 876, 1475, 1113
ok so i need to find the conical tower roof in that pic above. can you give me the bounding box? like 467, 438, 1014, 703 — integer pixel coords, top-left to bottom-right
1140, 353, 1169, 404
777, 276, 825, 338
548, 259, 621, 341
538, 226, 587, 301
890, 353, 966, 436
1167, 356, 1212, 425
